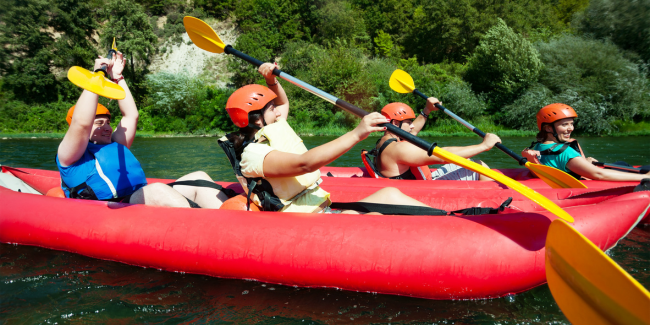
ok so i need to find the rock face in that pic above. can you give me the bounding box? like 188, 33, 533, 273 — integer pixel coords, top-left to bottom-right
149, 17, 238, 87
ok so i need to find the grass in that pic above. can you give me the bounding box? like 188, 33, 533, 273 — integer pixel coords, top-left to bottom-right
610, 121, 650, 136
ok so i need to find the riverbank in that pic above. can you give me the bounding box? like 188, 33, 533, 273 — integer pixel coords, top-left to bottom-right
2, 120, 649, 139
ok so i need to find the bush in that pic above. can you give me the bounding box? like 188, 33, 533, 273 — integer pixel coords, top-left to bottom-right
465, 19, 543, 110
575, 0, 650, 63
502, 85, 615, 135
145, 72, 206, 116
0, 99, 72, 133
535, 35, 650, 123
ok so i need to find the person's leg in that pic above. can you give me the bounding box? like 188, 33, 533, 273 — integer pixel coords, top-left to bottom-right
171, 171, 228, 209
340, 187, 431, 215
431, 160, 493, 182
128, 182, 191, 207
474, 160, 495, 181
359, 187, 431, 206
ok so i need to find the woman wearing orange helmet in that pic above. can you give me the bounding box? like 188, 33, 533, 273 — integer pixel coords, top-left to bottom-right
365, 100, 501, 181
217, 63, 437, 214
57, 55, 229, 208
522, 103, 649, 181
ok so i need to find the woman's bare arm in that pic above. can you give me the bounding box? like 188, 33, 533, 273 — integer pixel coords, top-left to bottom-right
567, 157, 650, 181
263, 113, 387, 177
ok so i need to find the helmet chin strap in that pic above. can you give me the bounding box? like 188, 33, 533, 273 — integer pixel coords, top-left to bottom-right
551, 124, 566, 144
389, 120, 404, 140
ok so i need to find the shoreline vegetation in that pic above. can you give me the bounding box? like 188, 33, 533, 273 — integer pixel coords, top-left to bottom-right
3, 120, 650, 139
1, 0, 649, 138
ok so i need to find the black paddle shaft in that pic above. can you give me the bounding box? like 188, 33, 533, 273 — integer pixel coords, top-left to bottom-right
592, 162, 650, 174
224, 45, 439, 156
94, 49, 118, 77
413, 89, 527, 165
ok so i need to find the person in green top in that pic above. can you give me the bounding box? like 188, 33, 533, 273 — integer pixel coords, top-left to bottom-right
522, 103, 649, 181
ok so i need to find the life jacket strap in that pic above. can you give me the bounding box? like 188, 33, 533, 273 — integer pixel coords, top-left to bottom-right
330, 197, 513, 216
167, 180, 238, 198
450, 197, 513, 216
62, 179, 98, 200
634, 179, 650, 192
329, 202, 447, 215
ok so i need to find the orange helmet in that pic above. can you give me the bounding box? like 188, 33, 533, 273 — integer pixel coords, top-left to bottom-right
226, 84, 277, 128
381, 102, 416, 121
66, 103, 110, 125
536, 103, 578, 130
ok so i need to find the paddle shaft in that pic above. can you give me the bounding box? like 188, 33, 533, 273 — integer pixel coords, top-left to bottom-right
592, 162, 649, 174
413, 89, 527, 165
94, 49, 118, 77
225, 45, 438, 155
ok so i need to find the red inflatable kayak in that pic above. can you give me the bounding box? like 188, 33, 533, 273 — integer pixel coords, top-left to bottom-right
1, 166, 648, 300
320, 166, 643, 189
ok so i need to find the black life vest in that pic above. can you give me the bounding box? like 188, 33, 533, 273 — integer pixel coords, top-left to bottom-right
528, 139, 585, 180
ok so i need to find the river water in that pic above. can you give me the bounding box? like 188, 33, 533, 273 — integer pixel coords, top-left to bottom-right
1, 135, 649, 324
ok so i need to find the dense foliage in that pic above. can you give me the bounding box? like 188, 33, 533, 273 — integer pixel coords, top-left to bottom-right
1, 0, 649, 136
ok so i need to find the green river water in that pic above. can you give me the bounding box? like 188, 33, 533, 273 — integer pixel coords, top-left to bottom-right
1, 136, 649, 324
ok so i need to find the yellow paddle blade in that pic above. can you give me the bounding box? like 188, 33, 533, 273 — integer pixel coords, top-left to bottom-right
431, 146, 574, 222
183, 16, 225, 53
546, 219, 650, 325
67, 66, 125, 100
526, 162, 588, 189
111, 37, 118, 51
389, 69, 416, 94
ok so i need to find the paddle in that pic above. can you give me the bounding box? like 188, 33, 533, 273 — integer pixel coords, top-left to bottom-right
182, 16, 574, 223
67, 66, 125, 100
389, 69, 588, 189
67, 38, 125, 99
593, 162, 650, 174
546, 219, 650, 324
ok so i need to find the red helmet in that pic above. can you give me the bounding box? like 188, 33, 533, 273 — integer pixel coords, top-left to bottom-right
66, 103, 110, 125
381, 102, 415, 121
536, 103, 578, 130
226, 84, 277, 128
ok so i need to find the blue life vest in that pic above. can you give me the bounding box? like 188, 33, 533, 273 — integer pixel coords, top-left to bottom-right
56, 142, 148, 200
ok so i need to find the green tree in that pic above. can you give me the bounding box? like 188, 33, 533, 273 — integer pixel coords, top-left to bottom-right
354, 0, 563, 64
313, 0, 370, 50
194, 0, 236, 18
229, 0, 317, 87
465, 19, 543, 109
374, 30, 394, 57
576, 0, 650, 63
503, 35, 650, 135
553, 0, 589, 26
101, 0, 158, 101
0, 0, 99, 103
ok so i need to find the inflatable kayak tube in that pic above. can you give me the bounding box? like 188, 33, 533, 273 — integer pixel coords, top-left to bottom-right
3, 166, 650, 224
320, 166, 643, 189
3, 166, 648, 217
1, 170, 648, 300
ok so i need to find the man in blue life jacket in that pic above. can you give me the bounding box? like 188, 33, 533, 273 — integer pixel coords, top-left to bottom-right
56, 54, 229, 208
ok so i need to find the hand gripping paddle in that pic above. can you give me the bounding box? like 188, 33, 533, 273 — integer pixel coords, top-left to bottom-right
66, 37, 125, 99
